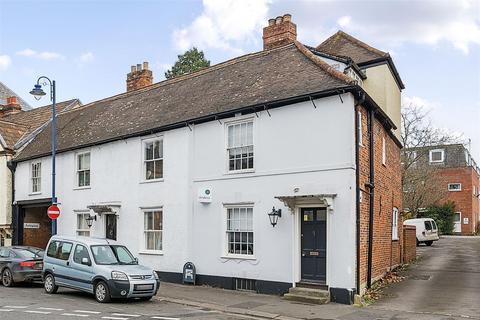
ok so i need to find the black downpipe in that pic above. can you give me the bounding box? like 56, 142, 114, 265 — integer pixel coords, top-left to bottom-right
366, 108, 375, 288
6, 160, 18, 245
354, 93, 365, 295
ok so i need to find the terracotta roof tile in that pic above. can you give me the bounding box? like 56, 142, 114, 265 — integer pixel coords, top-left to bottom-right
0, 120, 29, 150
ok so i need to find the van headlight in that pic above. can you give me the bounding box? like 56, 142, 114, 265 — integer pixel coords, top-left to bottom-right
153, 271, 159, 280
111, 271, 128, 281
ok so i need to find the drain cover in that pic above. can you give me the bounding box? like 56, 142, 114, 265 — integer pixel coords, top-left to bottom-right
411, 275, 431, 280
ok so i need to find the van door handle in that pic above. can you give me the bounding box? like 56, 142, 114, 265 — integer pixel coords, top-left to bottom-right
66, 261, 70, 266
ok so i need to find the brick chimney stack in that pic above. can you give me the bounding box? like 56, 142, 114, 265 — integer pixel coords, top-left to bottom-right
0, 96, 22, 117
126, 61, 153, 92
263, 14, 297, 50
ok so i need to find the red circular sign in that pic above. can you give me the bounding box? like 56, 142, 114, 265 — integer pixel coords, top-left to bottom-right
47, 205, 60, 220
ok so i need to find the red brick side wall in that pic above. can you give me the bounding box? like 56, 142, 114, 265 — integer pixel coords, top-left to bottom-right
357, 105, 402, 290
403, 225, 416, 263
437, 167, 479, 234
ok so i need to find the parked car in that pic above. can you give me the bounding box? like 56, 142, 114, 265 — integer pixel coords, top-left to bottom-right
0, 246, 45, 287
43, 236, 160, 303
403, 218, 440, 246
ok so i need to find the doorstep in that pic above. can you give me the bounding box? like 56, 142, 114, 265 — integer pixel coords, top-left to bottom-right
155, 282, 355, 320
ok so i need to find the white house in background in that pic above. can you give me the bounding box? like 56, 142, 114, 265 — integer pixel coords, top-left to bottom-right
12, 15, 404, 304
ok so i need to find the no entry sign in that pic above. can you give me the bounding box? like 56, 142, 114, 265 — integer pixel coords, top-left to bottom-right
47, 205, 60, 220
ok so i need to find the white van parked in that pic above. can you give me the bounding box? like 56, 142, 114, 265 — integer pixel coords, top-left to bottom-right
403, 218, 439, 246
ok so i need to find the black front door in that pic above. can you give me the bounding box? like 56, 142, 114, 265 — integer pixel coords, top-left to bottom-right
301, 208, 327, 282
105, 215, 117, 240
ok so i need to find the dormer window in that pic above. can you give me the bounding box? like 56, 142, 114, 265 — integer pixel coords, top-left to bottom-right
429, 149, 444, 163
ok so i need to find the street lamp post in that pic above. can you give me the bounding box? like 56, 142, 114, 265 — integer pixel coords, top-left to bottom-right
30, 77, 57, 235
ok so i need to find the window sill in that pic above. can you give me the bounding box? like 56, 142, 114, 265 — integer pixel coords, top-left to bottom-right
138, 250, 164, 256
225, 169, 255, 175
73, 186, 91, 190
29, 192, 42, 196
140, 178, 164, 184
392, 238, 399, 242
221, 254, 256, 261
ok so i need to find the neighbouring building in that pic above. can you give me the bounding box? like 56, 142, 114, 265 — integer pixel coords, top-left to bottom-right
405, 144, 480, 234
0, 89, 81, 246
11, 15, 405, 303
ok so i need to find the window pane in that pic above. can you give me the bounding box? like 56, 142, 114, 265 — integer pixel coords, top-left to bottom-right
145, 142, 154, 160
154, 160, 163, 179
153, 211, 162, 230
145, 161, 154, 180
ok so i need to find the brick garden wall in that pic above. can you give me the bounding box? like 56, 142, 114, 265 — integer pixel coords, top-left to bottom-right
358, 104, 403, 291
403, 225, 416, 263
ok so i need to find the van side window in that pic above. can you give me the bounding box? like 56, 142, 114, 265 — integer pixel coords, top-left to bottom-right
431, 221, 437, 230
424, 221, 432, 231
47, 241, 73, 260
47, 241, 60, 258
73, 245, 91, 265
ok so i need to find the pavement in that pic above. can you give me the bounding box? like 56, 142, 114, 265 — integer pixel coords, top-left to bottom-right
0, 236, 478, 320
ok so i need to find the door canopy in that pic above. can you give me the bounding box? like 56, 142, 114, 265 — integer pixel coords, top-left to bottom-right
275, 194, 336, 213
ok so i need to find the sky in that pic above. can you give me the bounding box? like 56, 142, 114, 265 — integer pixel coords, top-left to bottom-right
0, 0, 479, 158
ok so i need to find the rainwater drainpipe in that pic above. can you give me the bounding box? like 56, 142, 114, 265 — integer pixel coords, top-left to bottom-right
366, 108, 375, 289
354, 93, 365, 295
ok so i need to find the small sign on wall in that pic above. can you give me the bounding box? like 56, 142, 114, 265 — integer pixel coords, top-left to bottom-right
463, 217, 469, 225
24, 223, 40, 229
198, 187, 212, 203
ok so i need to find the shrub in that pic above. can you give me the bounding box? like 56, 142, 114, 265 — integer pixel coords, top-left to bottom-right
420, 201, 456, 234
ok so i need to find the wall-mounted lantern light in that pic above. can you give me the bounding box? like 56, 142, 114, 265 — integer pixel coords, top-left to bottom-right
86, 215, 97, 228
268, 207, 282, 227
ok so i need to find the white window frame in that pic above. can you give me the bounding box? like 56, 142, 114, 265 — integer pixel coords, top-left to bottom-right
75, 152, 91, 188
223, 204, 255, 259
30, 161, 41, 194
429, 149, 445, 163
357, 111, 363, 146
142, 137, 164, 182
76, 212, 90, 237
382, 136, 386, 165
392, 207, 399, 240
225, 118, 254, 173
141, 208, 163, 254
448, 183, 462, 192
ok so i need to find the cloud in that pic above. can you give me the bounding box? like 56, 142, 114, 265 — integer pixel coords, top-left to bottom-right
0, 54, 12, 71
79, 52, 94, 63
402, 96, 438, 111
272, 0, 480, 54
172, 0, 270, 53
337, 16, 351, 28
16, 48, 65, 60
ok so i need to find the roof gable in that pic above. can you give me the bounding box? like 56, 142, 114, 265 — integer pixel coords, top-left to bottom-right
0, 81, 32, 110
0, 120, 29, 150
15, 44, 355, 161
316, 31, 387, 65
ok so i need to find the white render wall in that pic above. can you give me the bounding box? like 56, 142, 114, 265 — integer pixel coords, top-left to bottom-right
14, 93, 357, 289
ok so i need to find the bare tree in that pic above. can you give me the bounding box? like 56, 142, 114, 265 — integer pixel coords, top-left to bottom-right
401, 103, 462, 216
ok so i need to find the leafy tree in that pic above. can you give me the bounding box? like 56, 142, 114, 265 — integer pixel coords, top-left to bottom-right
420, 201, 456, 235
165, 47, 210, 79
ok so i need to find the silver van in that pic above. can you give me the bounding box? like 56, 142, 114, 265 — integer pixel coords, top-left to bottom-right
43, 236, 160, 303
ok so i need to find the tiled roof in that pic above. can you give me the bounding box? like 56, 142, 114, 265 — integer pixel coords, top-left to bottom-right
15, 43, 355, 161
316, 31, 388, 65
0, 120, 29, 150
0, 81, 32, 110
0, 99, 80, 151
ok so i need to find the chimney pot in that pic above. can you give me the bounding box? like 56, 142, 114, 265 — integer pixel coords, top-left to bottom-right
0, 95, 22, 117
7, 96, 17, 105
263, 13, 297, 50
127, 61, 153, 92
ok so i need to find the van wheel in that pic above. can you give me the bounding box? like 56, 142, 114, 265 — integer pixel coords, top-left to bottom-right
2, 268, 14, 287
94, 281, 111, 303
44, 274, 58, 293
139, 296, 153, 301
425, 241, 433, 246
416, 239, 420, 246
